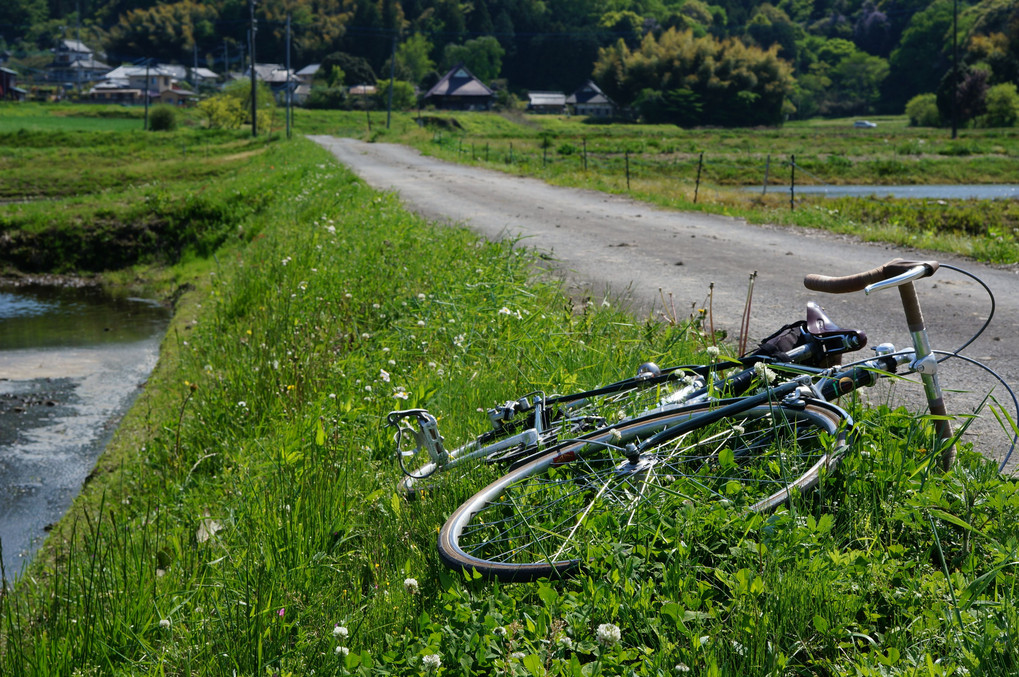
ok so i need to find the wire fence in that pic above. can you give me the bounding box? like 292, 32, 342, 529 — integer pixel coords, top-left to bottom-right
428, 132, 839, 211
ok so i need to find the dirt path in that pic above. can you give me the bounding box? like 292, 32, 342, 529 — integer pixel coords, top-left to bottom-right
311, 135, 1019, 470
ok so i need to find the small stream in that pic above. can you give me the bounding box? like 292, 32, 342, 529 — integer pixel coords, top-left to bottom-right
0, 284, 169, 577
757, 184, 1019, 200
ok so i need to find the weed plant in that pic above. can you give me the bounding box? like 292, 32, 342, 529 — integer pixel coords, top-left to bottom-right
0, 132, 1017, 676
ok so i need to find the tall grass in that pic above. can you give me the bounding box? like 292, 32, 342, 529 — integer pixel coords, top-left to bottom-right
0, 132, 1017, 676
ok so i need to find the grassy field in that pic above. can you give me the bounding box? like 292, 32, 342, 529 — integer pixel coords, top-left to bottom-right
1, 110, 1018, 675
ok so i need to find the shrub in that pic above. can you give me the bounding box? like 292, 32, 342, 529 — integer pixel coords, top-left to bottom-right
981, 83, 1019, 128
904, 93, 940, 127
148, 105, 177, 131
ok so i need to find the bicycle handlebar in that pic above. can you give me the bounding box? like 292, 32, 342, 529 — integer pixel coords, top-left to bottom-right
803, 258, 939, 295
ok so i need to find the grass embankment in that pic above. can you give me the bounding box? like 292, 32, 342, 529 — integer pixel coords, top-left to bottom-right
0, 126, 279, 273
1, 128, 1018, 676
327, 111, 1019, 264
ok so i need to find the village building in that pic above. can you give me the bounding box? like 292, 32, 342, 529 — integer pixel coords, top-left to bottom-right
567, 80, 616, 118
423, 64, 493, 111
47, 39, 109, 87
526, 91, 567, 114
1, 66, 27, 101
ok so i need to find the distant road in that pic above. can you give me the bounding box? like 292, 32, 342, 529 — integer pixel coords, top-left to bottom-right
311, 135, 1019, 470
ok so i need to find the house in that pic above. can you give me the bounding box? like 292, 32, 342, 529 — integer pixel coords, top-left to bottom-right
47, 39, 109, 86
1, 67, 27, 101
527, 91, 567, 114
248, 63, 302, 103
567, 80, 616, 118
423, 64, 493, 111
296, 63, 319, 86
88, 64, 197, 105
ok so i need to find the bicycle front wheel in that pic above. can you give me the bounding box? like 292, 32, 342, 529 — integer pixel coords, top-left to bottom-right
438, 400, 849, 582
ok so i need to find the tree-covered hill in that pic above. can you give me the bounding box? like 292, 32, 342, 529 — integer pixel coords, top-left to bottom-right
1, 0, 1017, 124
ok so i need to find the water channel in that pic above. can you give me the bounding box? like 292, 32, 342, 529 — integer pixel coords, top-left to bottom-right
759, 184, 1019, 200
0, 283, 169, 577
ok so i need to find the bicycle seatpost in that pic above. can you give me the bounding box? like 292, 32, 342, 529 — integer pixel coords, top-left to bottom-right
803, 258, 955, 470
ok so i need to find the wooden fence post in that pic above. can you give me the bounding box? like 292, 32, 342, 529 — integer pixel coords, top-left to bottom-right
694, 151, 704, 203
762, 154, 770, 195
583, 138, 588, 171
625, 150, 630, 190
790, 154, 796, 210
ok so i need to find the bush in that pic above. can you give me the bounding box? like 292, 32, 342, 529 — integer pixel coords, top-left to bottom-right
148, 105, 177, 131
981, 83, 1019, 128
374, 80, 417, 111
904, 93, 940, 127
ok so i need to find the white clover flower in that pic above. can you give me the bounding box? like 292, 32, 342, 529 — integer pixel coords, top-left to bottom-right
333, 625, 349, 639
596, 623, 621, 647
361, 333, 370, 340
422, 653, 441, 670
706, 346, 721, 358
675, 664, 691, 673
609, 428, 622, 443
417, 320, 426, 327
493, 626, 506, 637
754, 361, 778, 384
732, 424, 745, 435
335, 645, 349, 656
382, 347, 390, 353
418, 293, 426, 301
159, 618, 171, 629
558, 636, 574, 650
511, 652, 526, 660
404, 577, 419, 594
379, 369, 391, 382
237, 401, 247, 408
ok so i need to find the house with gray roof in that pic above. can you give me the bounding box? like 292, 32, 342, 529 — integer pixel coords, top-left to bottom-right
423, 64, 493, 111
567, 80, 616, 118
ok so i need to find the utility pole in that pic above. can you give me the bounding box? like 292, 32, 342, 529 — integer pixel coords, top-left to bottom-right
951, 0, 959, 139
249, 0, 258, 137
286, 14, 292, 139
143, 58, 151, 130
386, 34, 396, 129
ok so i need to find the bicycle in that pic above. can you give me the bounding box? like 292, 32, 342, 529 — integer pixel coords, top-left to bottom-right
435, 258, 1018, 582
388, 302, 866, 497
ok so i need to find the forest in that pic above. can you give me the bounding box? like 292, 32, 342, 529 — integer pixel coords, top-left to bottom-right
2, 0, 1018, 126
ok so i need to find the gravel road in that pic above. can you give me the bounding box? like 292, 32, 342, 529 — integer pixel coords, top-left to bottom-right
311, 135, 1019, 470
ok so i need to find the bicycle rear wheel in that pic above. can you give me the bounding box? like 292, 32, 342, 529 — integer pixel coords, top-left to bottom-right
437, 400, 849, 582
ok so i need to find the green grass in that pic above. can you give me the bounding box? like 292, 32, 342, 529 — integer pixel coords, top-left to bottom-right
1, 123, 1017, 676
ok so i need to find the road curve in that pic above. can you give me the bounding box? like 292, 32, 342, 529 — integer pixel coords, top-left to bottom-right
311, 135, 1019, 470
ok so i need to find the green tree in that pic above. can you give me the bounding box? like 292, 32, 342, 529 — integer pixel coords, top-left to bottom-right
905, 92, 941, 126
375, 80, 417, 110
320, 52, 376, 86
883, 0, 955, 114
828, 50, 889, 114
106, 0, 219, 63
389, 33, 435, 84
442, 36, 505, 82
745, 3, 802, 61
980, 82, 1018, 127
593, 29, 795, 126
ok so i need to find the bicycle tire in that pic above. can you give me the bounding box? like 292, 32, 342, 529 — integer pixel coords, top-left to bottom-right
437, 400, 849, 582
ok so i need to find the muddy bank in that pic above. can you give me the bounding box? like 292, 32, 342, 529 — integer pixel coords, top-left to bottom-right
0, 284, 169, 576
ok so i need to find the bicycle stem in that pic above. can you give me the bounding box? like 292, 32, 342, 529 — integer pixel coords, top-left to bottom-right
892, 281, 956, 471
